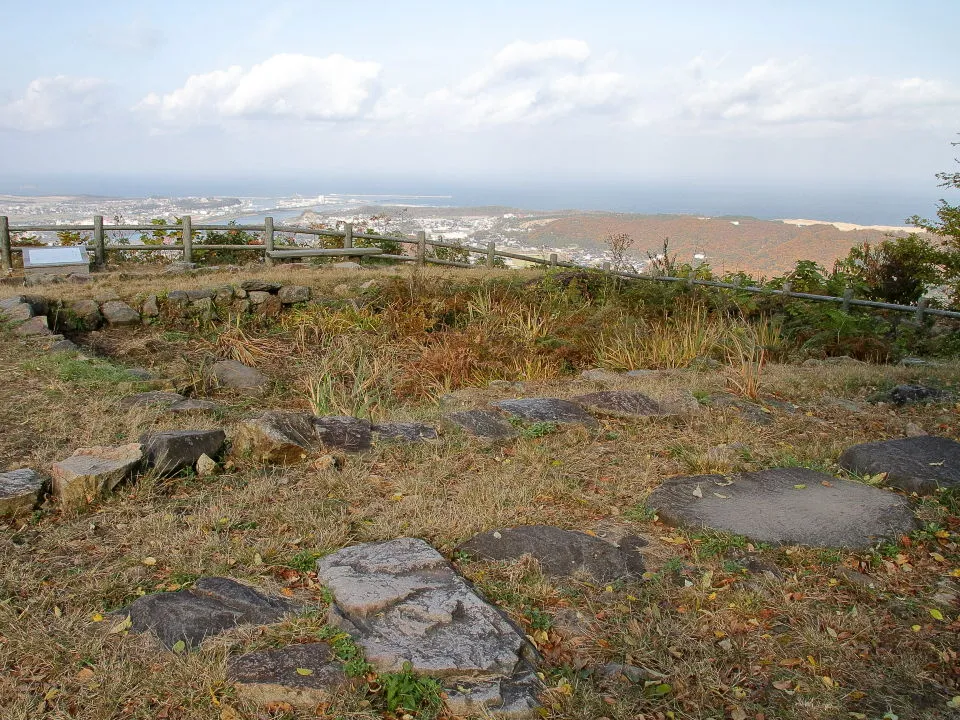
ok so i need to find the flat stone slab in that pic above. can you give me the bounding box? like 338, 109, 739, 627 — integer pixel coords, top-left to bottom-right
168, 398, 221, 413
884, 384, 950, 406
838, 435, 960, 495
232, 412, 371, 463
313, 416, 372, 453
140, 429, 226, 476
101, 300, 140, 326
51, 443, 144, 507
457, 526, 645, 581
0, 469, 46, 518
647, 468, 917, 548
121, 576, 295, 649
493, 398, 598, 428
210, 360, 269, 394
445, 410, 518, 440
570, 391, 668, 419
371, 422, 438, 443
317, 537, 538, 681
228, 643, 350, 709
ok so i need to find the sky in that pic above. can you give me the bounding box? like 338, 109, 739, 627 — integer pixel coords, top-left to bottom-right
0, 0, 958, 217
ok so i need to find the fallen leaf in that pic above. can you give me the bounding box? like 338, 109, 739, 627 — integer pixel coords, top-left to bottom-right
713, 492, 729, 499
295, 667, 314, 676
172, 640, 186, 654
142, 557, 157, 566
930, 552, 946, 563
772, 679, 792, 690
929, 608, 945, 621
692, 485, 703, 498
793, 484, 807, 490
109, 615, 132, 634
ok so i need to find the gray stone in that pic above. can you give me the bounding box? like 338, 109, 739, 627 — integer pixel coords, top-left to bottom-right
579, 368, 622, 383
277, 285, 311, 304
597, 662, 656, 686
51, 443, 143, 507
317, 538, 540, 717
0, 295, 27, 313
213, 286, 235, 305
0, 302, 33, 323
228, 643, 350, 709
14, 316, 52, 336
168, 398, 221, 413
255, 294, 282, 318
372, 422, 439, 443
185, 288, 215, 301
493, 398, 598, 428
164, 261, 198, 273
247, 290, 270, 305
120, 391, 186, 409
21, 295, 49, 315
241, 280, 281, 293
647, 468, 917, 548
838, 435, 960, 494
457, 526, 644, 581
445, 410, 518, 440
231, 299, 251, 314
190, 296, 214, 319
48, 339, 79, 353
210, 360, 269, 393
142, 295, 160, 317
101, 300, 140, 326
313, 416, 372, 453
62, 299, 103, 330
570, 391, 668, 419
165, 290, 190, 309
444, 673, 542, 719
121, 576, 294, 649
885, 384, 949, 406
231, 411, 319, 463
0, 469, 46, 518
140, 429, 226, 476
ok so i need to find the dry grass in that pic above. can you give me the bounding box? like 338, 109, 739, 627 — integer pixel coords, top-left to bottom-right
1, 265, 959, 720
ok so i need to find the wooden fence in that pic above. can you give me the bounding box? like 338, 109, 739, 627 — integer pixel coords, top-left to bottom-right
1, 214, 959, 321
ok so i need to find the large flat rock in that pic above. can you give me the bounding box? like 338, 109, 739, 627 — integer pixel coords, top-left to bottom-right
121, 576, 295, 649
371, 422, 438, 444
232, 411, 371, 463
210, 360, 269, 394
140, 429, 226, 476
838, 435, 960, 495
0, 469, 46, 518
457, 526, 644, 581
569, 391, 669, 419
51, 443, 143, 507
493, 398, 598, 428
228, 643, 350, 708
445, 410, 518, 440
317, 538, 538, 687
647, 468, 917, 548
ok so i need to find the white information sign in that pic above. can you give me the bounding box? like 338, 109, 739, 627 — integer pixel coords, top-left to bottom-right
22, 246, 89, 268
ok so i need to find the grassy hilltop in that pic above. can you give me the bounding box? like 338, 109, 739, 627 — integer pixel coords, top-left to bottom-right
1, 262, 959, 720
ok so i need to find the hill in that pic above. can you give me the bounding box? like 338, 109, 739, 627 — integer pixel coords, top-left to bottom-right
523, 213, 917, 276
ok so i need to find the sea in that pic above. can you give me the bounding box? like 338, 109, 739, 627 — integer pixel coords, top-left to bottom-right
0, 174, 944, 227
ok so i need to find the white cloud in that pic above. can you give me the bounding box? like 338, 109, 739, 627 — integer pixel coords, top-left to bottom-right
677, 59, 960, 128
382, 39, 633, 128
137, 53, 382, 126
0, 75, 106, 131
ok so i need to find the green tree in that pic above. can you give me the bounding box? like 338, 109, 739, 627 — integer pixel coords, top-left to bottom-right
833, 234, 947, 305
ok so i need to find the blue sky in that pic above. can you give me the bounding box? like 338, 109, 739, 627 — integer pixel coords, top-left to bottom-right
1, 0, 958, 210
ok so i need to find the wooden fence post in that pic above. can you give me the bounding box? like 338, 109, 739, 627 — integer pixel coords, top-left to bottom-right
344, 222, 353, 249
0, 216, 10, 271
182, 215, 192, 263
93, 215, 105, 268
915, 297, 929, 324
486, 241, 495, 268
417, 231, 426, 266
842, 287, 853, 313
781, 282, 792, 299
602, 261, 611, 274
264, 217, 274, 267
549, 253, 557, 267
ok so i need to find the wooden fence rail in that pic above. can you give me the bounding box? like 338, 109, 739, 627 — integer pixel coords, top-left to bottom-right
2, 214, 959, 320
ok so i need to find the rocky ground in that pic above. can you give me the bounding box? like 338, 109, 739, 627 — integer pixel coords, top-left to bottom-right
0, 265, 958, 720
